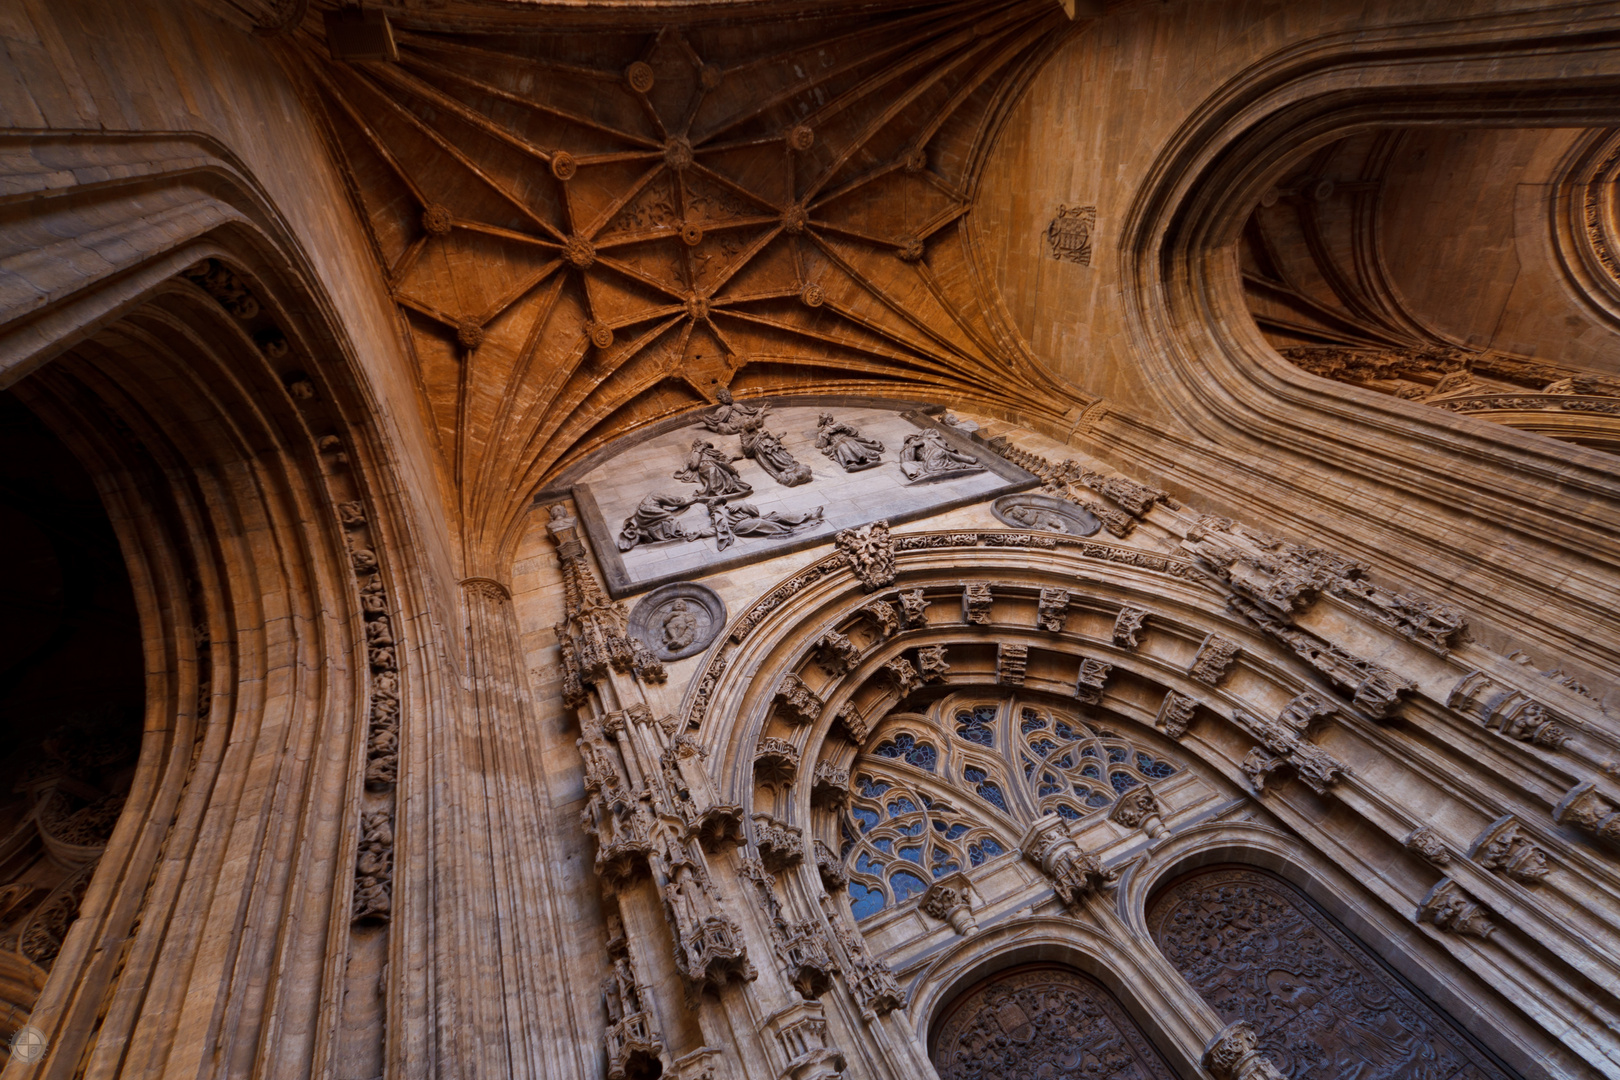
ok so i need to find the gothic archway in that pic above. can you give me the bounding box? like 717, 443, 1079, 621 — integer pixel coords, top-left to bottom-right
930, 963, 1183, 1080
1147, 865, 1519, 1080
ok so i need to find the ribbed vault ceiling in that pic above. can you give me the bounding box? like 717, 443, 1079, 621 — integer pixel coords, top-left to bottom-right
296, 0, 1080, 558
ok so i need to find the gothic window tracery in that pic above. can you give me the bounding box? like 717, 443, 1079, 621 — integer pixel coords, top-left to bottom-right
831, 695, 1182, 921
931, 964, 1182, 1080
1148, 866, 1519, 1080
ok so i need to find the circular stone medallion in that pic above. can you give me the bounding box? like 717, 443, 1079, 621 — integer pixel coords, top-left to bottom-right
990, 493, 1101, 536
629, 582, 727, 661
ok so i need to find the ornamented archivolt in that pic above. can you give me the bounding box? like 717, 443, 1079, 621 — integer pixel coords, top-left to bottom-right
831, 695, 1178, 921
1148, 867, 1515, 1080
931, 965, 1178, 1080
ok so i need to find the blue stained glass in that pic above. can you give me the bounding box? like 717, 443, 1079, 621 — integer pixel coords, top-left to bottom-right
932, 859, 960, 878
978, 838, 1004, 857
849, 882, 886, 919
1024, 756, 1039, 778
909, 743, 937, 771
1111, 771, 1140, 793
1053, 753, 1074, 769
898, 820, 924, 836
1030, 738, 1057, 758
1075, 785, 1111, 808
920, 794, 935, 807
1138, 753, 1175, 778
876, 733, 937, 771
888, 797, 918, 817
1038, 773, 1062, 797
852, 806, 880, 832
891, 870, 928, 901
1021, 709, 1047, 733
1054, 803, 1082, 821
872, 838, 893, 854
934, 822, 969, 839
1108, 746, 1129, 763
1054, 721, 1077, 740
899, 846, 923, 864
855, 853, 883, 876
1081, 764, 1101, 780
1081, 746, 1099, 758
956, 709, 995, 747
857, 775, 892, 797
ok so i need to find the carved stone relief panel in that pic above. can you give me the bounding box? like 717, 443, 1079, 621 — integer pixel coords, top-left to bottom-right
627, 581, 727, 661
1149, 866, 1516, 1079
931, 965, 1179, 1080
571, 404, 1035, 596
990, 492, 1101, 535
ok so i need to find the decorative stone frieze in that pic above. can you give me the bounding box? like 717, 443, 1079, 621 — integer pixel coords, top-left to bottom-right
836, 520, 895, 591
1471, 816, 1550, 886
1404, 827, 1452, 865
755, 738, 801, 787
834, 700, 870, 744
1189, 632, 1241, 686
963, 581, 993, 625
917, 643, 950, 683
1112, 606, 1148, 649
1418, 879, 1496, 939
1158, 690, 1198, 738
351, 808, 394, 923
1037, 587, 1071, 632
997, 642, 1029, 686
775, 673, 824, 726
1019, 815, 1117, 908
1202, 1021, 1288, 1080
1553, 782, 1620, 846
753, 814, 805, 871
1075, 657, 1112, 705
811, 761, 849, 810
814, 630, 861, 676
898, 588, 930, 628
1449, 671, 1570, 749
920, 873, 978, 935
1109, 785, 1166, 838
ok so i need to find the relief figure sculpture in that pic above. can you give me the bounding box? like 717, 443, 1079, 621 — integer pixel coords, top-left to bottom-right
661, 600, 699, 651
815, 413, 885, 472
675, 439, 753, 500
617, 492, 703, 552
700, 389, 811, 487
899, 428, 985, 482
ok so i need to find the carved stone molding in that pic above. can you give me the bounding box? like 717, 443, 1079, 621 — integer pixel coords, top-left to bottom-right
1418, 879, 1496, 939
1228, 596, 1413, 717
1112, 606, 1148, 649
1074, 657, 1112, 705
884, 657, 920, 698
1189, 632, 1241, 686
603, 926, 663, 1080
963, 581, 994, 625
1553, 782, 1620, 846
1202, 1021, 1288, 1080
352, 808, 394, 923
813, 630, 861, 677
1157, 690, 1198, 738
917, 644, 950, 683
898, 588, 931, 628
774, 673, 824, 726
1470, 816, 1550, 886
996, 642, 1029, 686
827, 914, 906, 1021
860, 598, 901, 639
1036, 587, 1070, 632
919, 873, 978, 936
814, 840, 847, 889
1449, 671, 1571, 749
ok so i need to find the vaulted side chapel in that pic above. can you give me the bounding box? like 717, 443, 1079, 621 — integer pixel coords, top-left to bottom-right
3, 2, 1620, 1079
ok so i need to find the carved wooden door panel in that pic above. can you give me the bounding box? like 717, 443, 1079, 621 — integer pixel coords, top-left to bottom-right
1148, 866, 1519, 1080
931, 965, 1183, 1080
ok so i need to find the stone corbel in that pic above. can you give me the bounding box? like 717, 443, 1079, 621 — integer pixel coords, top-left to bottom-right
1075, 656, 1112, 705
814, 839, 847, 889
1202, 1021, 1288, 1080
814, 630, 861, 677
810, 761, 849, 810
1417, 878, 1496, 939
1448, 671, 1570, 749
834, 700, 870, 744
1018, 814, 1116, 908
753, 813, 805, 872
917, 643, 950, 683
997, 642, 1030, 686
673, 1047, 722, 1080
1157, 690, 1198, 738
1108, 785, 1166, 838
1037, 587, 1071, 632
860, 598, 901, 639
1553, 781, 1620, 846
920, 871, 979, 935
755, 738, 801, 788
1470, 816, 1550, 885
963, 581, 994, 624
1112, 606, 1148, 649
898, 588, 930, 628
775, 673, 824, 726
1189, 633, 1241, 686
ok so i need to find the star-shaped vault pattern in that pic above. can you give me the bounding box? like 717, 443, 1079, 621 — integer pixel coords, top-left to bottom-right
298, 0, 1082, 563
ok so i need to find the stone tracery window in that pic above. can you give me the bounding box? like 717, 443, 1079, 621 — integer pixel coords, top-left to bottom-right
931, 964, 1182, 1080
1148, 866, 1519, 1079
834, 695, 1181, 921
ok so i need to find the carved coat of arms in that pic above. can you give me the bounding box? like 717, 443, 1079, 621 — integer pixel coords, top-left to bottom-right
1046, 204, 1096, 266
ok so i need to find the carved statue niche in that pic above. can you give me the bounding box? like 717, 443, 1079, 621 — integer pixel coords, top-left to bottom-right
1151, 866, 1514, 1079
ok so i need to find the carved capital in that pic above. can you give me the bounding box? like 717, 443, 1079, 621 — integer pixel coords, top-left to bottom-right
1108, 785, 1165, 838
1018, 815, 1116, 907
1403, 826, 1451, 865
755, 738, 801, 787
834, 699, 870, 744
814, 630, 861, 676
920, 874, 978, 935
775, 673, 824, 726
1202, 1021, 1288, 1080
752, 813, 805, 872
